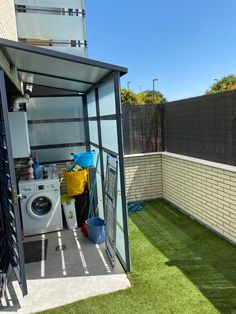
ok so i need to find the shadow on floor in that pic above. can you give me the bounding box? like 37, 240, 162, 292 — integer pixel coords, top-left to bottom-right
23, 228, 124, 280
0, 228, 128, 313
130, 199, 236, 313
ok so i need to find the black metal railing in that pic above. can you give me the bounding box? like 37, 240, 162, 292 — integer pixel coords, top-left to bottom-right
16, 5, 85, 16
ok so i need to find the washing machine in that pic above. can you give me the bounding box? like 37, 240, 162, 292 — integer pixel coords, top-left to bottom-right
18, 178, 63, 236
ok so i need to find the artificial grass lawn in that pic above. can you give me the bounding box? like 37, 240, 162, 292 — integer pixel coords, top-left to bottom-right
41, 199, 236, 314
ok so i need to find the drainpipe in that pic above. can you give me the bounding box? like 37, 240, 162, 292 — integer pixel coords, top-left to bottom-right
12, 84, 33, 111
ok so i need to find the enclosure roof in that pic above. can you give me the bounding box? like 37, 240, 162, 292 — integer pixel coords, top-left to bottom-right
0, 38, 127, 93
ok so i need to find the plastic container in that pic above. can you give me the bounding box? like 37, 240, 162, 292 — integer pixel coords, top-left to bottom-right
27, 157, 34, 180
72, 151, 95, 168
86, 217, 105, 244
61, 195, 78, 229
33, 156, 40, 179
50, 164, 58, 179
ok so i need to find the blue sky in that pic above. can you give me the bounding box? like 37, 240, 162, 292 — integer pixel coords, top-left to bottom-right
86, 0, 236, 101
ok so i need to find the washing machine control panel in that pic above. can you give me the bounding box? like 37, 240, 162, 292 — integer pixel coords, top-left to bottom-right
36, 182, 59, 191
19, 185, 35, 193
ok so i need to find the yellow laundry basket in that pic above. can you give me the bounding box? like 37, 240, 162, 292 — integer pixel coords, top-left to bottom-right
64, 169, 88, 196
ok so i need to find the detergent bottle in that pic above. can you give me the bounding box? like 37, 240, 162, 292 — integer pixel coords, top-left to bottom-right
27, 156, 34, 180
33, 156, 40, 179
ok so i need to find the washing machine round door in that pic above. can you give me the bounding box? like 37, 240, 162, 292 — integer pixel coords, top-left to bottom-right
27, 192, 56, 220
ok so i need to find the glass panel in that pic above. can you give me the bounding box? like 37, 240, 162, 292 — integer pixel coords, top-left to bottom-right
116, 170, 126, 262
90, 145, 104, 218
31, 145, 86, 163
27, 97, 83, 120
100, 120, 118, 153
29, 122, 85, 145
87, 90, 96, 117
37, 46, 87, 57
98, 78, 116, 116
16, 14, 86, 40
89, 121, 98, 145
15, 0, 84, 7
96, 170, 104, 219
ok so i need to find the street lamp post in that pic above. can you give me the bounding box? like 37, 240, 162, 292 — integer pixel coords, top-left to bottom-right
127, 81, 131, 89
152, 78, 158, 103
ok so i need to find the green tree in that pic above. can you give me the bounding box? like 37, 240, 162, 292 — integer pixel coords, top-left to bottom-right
206, 74, 236, 95
120, 88, 137, 105
136, 90, 167, 104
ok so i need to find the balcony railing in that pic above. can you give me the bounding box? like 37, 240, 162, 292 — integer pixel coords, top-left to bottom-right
16, 5, 85, 16
19, 38, 88, 47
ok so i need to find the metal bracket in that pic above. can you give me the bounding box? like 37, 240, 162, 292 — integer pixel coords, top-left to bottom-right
12, 186, 18, 205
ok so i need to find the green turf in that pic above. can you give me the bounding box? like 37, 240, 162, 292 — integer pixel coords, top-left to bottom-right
40, 199, 236, 314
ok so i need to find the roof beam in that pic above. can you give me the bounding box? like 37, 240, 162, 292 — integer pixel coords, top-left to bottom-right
18, 69, 95, 85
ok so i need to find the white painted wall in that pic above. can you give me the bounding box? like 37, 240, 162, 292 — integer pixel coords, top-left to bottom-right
0, 0, 18, 40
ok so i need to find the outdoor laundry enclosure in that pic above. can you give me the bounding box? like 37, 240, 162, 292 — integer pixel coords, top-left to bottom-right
0, 37, 131, 305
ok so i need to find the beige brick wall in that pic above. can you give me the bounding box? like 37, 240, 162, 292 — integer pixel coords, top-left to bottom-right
0, 0, 17, 40
124, 153, 163, 202
162, 152, 236, 244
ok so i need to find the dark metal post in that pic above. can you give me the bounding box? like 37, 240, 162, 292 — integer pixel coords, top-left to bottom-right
95, 88, 106, 216
82, 95, 90, 151
113, 71, 131, 272
152, 78, 158, 103
160, 102, 166, 151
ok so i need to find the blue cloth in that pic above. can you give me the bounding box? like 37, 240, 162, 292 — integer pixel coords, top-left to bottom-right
128, 202, 144, 215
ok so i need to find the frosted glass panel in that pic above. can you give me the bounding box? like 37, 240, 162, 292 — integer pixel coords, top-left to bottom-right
87, 90, 96, 117
100, 120, 118, 153
89, 121, 98, 144
27, 97, 83, 119
17, 14, 86, 40
31, 145, 86, 163
96, 171, 104, 219
90, 145, 100, 169
98, 78, 116, 116
29, 122, 85, 145
38, 46, 87, 57
90, 145, 103, 218
116, 170, 126, 264
15, 0, 84, 7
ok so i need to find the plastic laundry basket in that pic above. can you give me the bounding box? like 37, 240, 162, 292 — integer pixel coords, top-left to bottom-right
86, 217, 105, 244
61, 195, 78, 229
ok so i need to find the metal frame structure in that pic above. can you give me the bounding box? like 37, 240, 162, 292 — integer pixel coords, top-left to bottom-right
0, 39, 131, 298
0, 71, 27, 296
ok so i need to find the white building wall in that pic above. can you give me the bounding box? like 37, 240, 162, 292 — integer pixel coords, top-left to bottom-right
15, 0, 87, 57
0, 0, 18, 40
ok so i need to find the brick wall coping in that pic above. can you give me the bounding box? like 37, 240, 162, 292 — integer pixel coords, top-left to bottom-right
125, 151, 236, 173
124, 152, 161, 158
162, 152, 236, 173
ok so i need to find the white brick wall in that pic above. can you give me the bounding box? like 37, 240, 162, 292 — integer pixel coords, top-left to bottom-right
124, 153, 162, 202
162, 152, 236, 244
125, 152, 236, 244
0, 0, 17, 40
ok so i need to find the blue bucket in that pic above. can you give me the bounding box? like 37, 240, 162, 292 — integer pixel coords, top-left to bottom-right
72, 151, 95, 168
86, 217, 105, 244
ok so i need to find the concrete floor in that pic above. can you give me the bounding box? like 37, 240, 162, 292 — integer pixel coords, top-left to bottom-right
0, 229, 131, 314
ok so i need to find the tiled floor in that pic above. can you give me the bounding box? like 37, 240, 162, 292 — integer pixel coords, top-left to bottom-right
0, 229, 131, 313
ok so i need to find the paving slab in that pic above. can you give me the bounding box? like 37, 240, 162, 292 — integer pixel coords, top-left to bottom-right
0, 229, 131, 313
